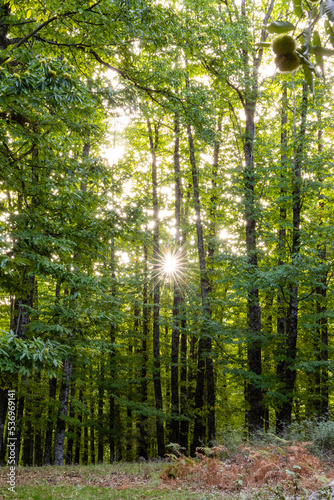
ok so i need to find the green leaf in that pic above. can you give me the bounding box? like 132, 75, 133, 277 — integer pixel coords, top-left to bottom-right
266, 21, 295, 34
302, 28, 312, 45
302, 63, 314, 93
325, 0, 334, 22
254, 42, 271, 48
311, 32, 324, 74
325, 20, 334, 47
293, 0, 304, 17
310, 45, 334, 56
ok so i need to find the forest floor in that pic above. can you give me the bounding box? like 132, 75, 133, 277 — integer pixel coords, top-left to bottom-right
0, 442, 334, 499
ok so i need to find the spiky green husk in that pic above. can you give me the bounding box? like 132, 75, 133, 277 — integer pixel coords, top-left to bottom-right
275, 53, 301, 73
272, 34, 297, 55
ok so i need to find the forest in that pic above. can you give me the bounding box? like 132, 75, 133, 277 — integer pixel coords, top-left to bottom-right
0, 0, 334, 486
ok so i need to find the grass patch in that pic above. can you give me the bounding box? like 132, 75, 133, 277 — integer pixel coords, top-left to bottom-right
0, 485, 207, 499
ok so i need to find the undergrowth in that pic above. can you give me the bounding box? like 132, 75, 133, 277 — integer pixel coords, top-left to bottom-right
161, 441, 334, 498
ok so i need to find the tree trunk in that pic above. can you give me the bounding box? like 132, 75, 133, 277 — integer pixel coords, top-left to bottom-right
0, 388, 8, 464
171, 113, 181, 445
83, 421, 89, 465
315, 112, 329, 418
107, 174, 118, 461
276, 84, 289, 435
22, 410, 33, 466
187, 122, 215, 453
44, 377, 57, 465
15, 380, 25, 465
90, 386, 96, 465
74, 388, 83, 464
53, 359, 72, 465
148, 119, 165, 457
109, 245, 116, 464
227, 0, 274, 435
98, 361, 104, 463
65, 381, 76, 465
243, 100, 263, 433
276, 82, 308, 430
138, 244, 149, 459
180, 188, 191, 453
34, 373, 43, 466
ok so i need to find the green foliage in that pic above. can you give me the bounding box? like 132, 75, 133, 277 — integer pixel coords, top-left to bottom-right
289, 419, 334, 461
0, 330, 69, 376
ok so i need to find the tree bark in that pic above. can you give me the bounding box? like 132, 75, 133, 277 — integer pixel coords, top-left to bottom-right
276, 84, 289, 435
187, 122, 215, 453
148, 119, 165, 457
97, 361, 105, 463
138, 244, 149, 459
65, 381, 76, 465
315, 112, 329, 418
90, 379, 96, 464
53, 359, 72, 465
224, 0, 274, 435
15, 381, 25, 465
74, 388, 83, 464
180, 188, 191, 453
44, 377, 57, 465
109, 237, 117, 464
276, 83, 308, 431
0, 388, 8, 464
171, 113, 181, 445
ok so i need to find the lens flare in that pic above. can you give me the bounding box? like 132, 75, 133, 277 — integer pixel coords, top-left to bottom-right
163, 254, 177, 274
153, 247, 187, 286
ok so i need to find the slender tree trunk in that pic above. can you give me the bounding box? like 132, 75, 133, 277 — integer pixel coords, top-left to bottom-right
227, 0, 274, 435
33, 373, 43, 466
0, 388, 8, 464
276, 83, 308, 430
98, 361, 104, 463
53, 359, 72, 465
0, 421, 8, 465
109, 250, 116, 464
138, 244, 149, 459
206, 115, 222, 444
65, 382, 76, 465
74, 388, 83, 464
15, 381, 25, 465
187, 122, 215, 453
53, 141, 90, 465
22, 386, 33, 466
13, 276, 35, 339
315, 113, 329, 418
180, 189, 191, 453
243, 99, 263, 433
148, 119, 165, 457
90, 383, 96, 465
171, 113, 181, 444
44, 377, 57, 465
276, 84, 289, 435
83, 420, 89, 465
126, 343, 134, 460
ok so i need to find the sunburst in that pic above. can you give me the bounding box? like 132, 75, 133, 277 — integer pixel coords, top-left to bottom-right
154, 247, 188, 286
163, 254, 178, 274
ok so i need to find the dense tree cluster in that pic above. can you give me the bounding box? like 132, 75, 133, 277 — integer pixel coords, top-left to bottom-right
0, 0, 334, 465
